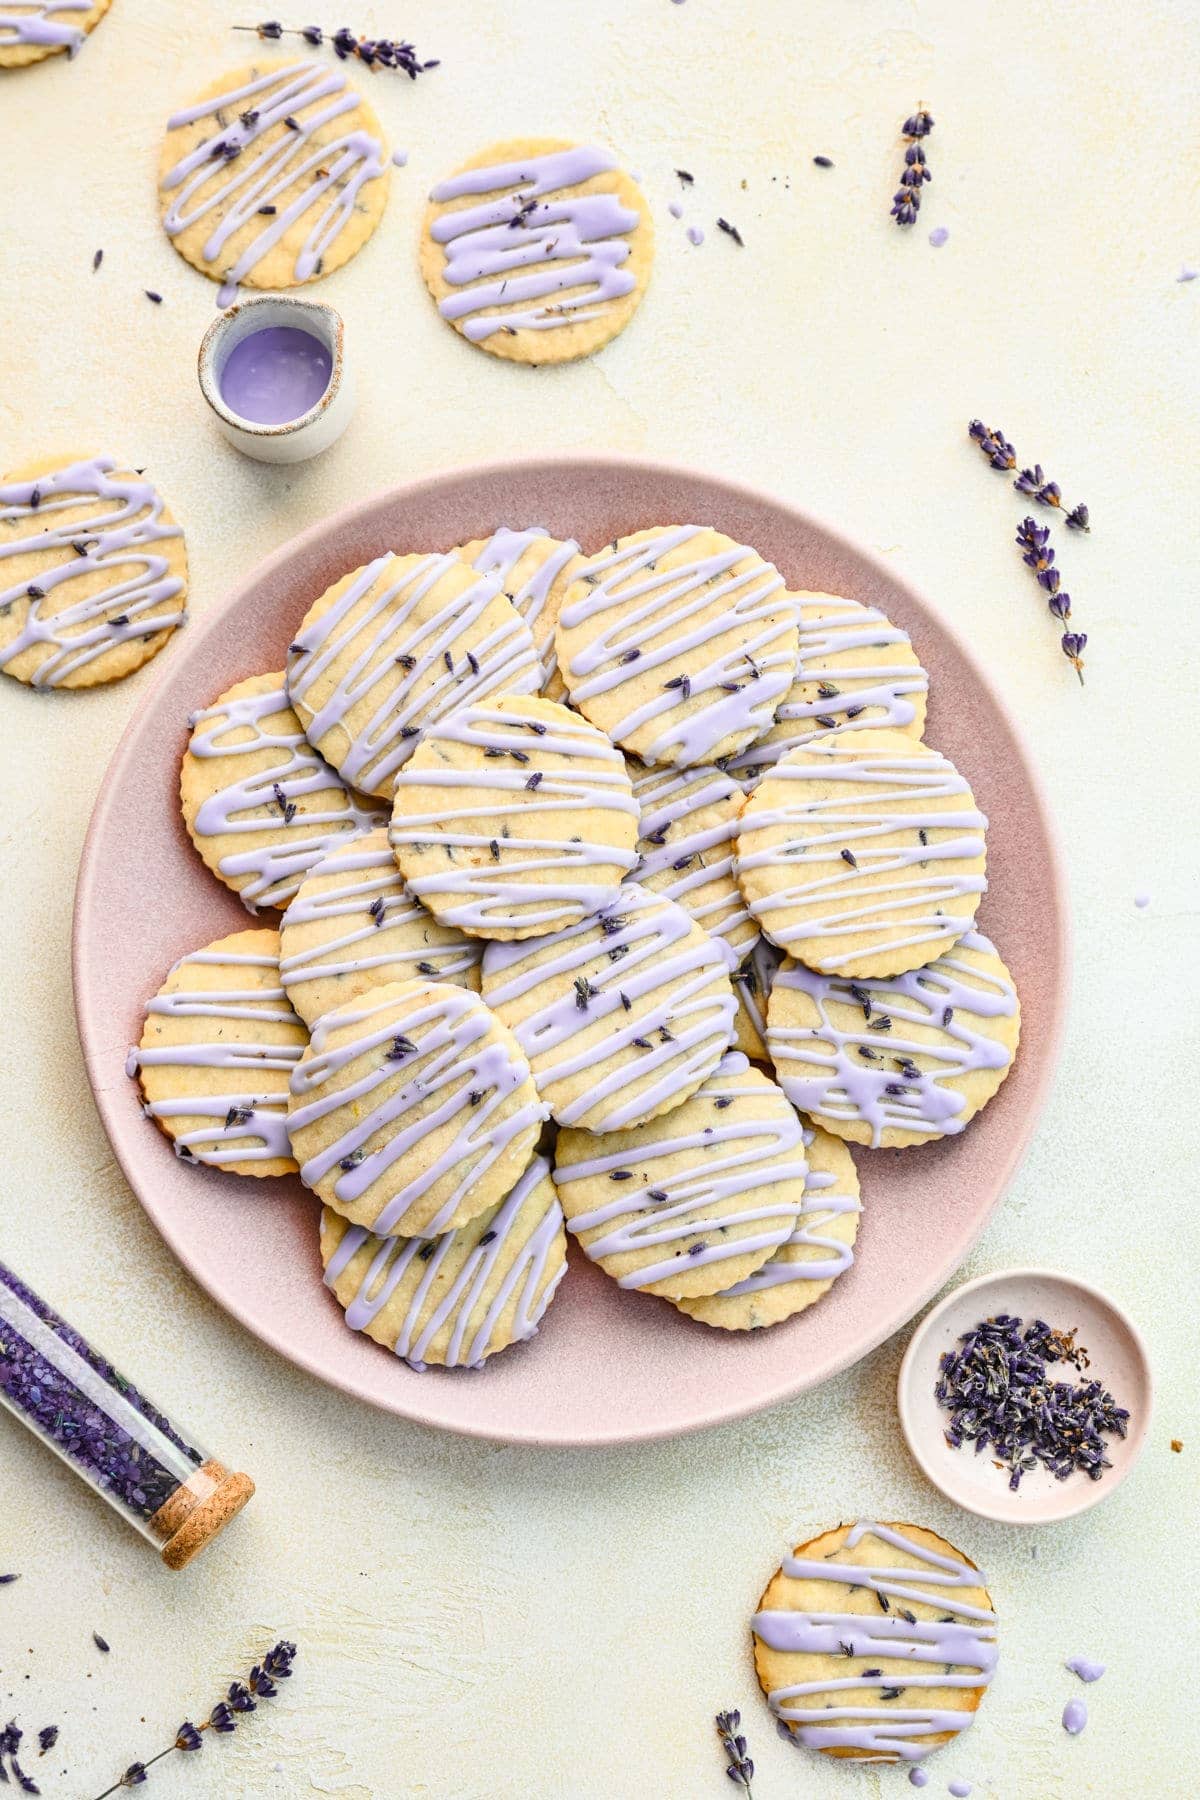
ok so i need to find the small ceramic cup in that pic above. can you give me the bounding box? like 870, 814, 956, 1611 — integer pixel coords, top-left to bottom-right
197, 294, 354, 464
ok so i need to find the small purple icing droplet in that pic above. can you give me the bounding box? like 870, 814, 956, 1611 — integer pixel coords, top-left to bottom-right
668, 200, 684, 220
1178, 266, 1199, 282
1065, 1655, 1106, 1682
908, 1771, 930, 1789
1134, 890, 1150, 910
948, 1783, 972, 1798
928, 225, 949, 247
392, 148, 409, 168
1062, 1697, 1088, 1735
687, 225, 705, 246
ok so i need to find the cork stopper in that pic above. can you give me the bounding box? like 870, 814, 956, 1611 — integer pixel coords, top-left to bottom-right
148, 1458, 254, 1570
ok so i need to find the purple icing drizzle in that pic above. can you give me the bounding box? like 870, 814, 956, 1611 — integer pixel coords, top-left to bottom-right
390, 701, 639, 934
160, 60, 386, 290
753, 1521, 997, 1762
737, 736, 987, 970
557, 525, 793, 766
733, 937, 783, 1049
0, 0, 90, 51
286, 551, 540, 796
713, 1123, 860, 1294
0, 456, 185, 688
280, 831, 479, 1001
131, 947, 302, 1167
187, 679, 382, 910
428, 144, 640, 340
482, 881, 735, 1131
766, 932, 1016, 1146
555, 1052, 808, 1289
324, 1156, 565, 1369
727, 593, 929, 782
631, 762, 756, 964
467, 525, 581, 690
289, 984, 547, 1237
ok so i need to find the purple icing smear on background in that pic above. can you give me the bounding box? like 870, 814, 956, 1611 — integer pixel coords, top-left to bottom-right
0, 1262, 201, 1521
1065, 1655, 1105, 1682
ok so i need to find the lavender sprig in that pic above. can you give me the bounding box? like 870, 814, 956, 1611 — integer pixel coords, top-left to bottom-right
232, 22, 438, 75
91, 1643, 296, 1798
1014, 517, 1086, 684
891, 108, 933, 226
714, 1710, 754, 1794
968, 422, 1090, 529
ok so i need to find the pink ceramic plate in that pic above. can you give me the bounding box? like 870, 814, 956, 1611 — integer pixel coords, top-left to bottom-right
73, 456, 1068, 1446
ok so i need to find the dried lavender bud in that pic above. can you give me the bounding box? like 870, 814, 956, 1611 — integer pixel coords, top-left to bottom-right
92, 249, 103, 273
573, 975, 594, 1011
144, 291, 163, 305
968, 418, 1016, 472
1061, 631, 1087, 686
813, 154, 834, 167
716, 217, 744, 245
175, 1723, 203, 1752
93, 1632, 111, 1653
37, 1726, 57, 1752
936, 1313, 1127, 1489
676, 168, 694, 185
892, 108, 934, 225
208, 1703, 235, 1734
714, 1709, 754, 1794
1014, 462, 1090, 529
385, 1035, 417, 1061
0, 1574, 18, 1584
121, 1763, 147, 1785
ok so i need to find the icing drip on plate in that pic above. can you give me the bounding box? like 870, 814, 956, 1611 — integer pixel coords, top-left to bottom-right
160, 60, 387, 291
481, 881, 736, 1132
287, 551, 540, 796
131, 944, 305, 1170
323, 1156, 567, 1370
736, 732, 987, 974
390, 698, 639, 936
0, 456, 186, 689
186, 677, 383, 910
753, 1521, 998, 1762
555, 1053, 808, 1292
428, 144, 641, 341
728, 593, 930, 782
766, 932, 1018, 1147
288, 981, 546, 1237
556, 526, 796, 766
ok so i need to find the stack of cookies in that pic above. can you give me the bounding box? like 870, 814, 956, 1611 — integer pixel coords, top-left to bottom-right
130, 521, 1020, 1372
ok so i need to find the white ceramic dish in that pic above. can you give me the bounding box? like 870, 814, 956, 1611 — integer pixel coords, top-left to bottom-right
898, 1266, 1152, 1524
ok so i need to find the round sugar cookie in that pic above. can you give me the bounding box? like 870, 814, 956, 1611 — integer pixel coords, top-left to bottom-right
460, 527, 586, 697
287, 978, 545, 1237
554, 526, 798, 768
286, 551, 540, 798
481, 881, 736, 1133
0, 454, 186, 689
180, 672, 382, 912
390, 694, 639, 940
553, 1052, 808, 1299
753, 1520, 997, 1764
630, 759, 757, 968
279, 828, 481, 1027
131, 927, 306, 1178
420, 137, 654, 365
766, 931, 1020, 1150
735, 728, 988, 978
158, 59, 389, 293
673, 1123, 860, 1328
727, 592, 929, 783
0, 0, 111, 67
732, 938, 783, 1062
320, 1155, 567, 1370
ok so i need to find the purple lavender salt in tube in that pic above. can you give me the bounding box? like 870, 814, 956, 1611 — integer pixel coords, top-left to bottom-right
0, 1261, 253, 1568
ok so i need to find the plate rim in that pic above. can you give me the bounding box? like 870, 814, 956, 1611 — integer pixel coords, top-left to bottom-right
71, 451, 1071, 1446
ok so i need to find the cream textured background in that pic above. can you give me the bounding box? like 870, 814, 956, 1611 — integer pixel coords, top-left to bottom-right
1, 2, 1197, 1796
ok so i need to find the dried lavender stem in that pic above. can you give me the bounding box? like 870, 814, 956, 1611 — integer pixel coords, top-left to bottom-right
891, 107, 933, 226
968, 421, 1089, 530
